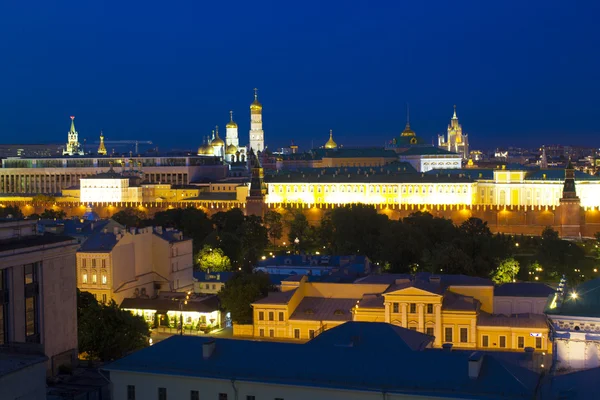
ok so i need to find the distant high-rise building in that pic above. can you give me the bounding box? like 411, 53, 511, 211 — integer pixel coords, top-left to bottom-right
438, 106, 469, 159
249, 88, 264, 152
62, 116, 84, 156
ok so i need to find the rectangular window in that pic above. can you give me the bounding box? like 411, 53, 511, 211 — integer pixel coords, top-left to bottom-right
535, 337, 542, 349
127, 385, 135, 400
158, 387, 167, 400
268, 311, 274, 321
444, 327, 453, 343
269, 329, 274, 338
205, 284, 209, 289
460, 328, 468, 343
482, 335, 489, 347
427, 304, 433, 314
294, 329, 300, 339
258, 311, 264, 321
82, 259, 87, 268
426, 327, 434, 336
24, 263, 35, 285
190, 390, 199, 400
309, 329, 315, 339
279, 312, 284, 321
101, 259, 106, 268
392, 302, 399, 313
102, 294, 107, 303
82, 273, 88, 284
102, 274, 107, 285
92, 274, 97, 284
499, 336, 506, 348
409, 303, 416, 313
518, 336, 525, 349
92, 259, 96, 268
219, 393, 228, 400
409, 327, 417, 331
259, 329, 264, 337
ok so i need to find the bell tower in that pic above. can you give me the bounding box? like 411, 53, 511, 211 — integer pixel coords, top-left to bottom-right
249, 88, 264, 152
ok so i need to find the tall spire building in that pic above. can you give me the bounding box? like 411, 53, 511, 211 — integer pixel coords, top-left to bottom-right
437, 105, 469, 159
97, 131, 107, 155
225, 110, 239, 147
249, 88, 264, 152
63, 116, 84, 156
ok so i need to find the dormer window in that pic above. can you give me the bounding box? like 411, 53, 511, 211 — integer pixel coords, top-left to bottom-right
334, 309, 344, 315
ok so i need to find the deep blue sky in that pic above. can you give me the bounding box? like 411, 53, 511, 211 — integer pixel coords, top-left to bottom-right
1, 1, 599, 152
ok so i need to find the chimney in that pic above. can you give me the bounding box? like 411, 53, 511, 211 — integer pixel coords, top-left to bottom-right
442, 343, 453, 352
203, 339, 216, 359
468, 352, 484, 379
113, 227, 120, 235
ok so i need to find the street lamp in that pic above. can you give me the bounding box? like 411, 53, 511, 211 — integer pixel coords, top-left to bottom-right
179, 291, 191, 335
294, 237, 300, 254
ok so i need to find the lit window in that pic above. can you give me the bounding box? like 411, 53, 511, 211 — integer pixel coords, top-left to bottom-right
82, 271, 88, 284
102, 274, 107, 285
92, 273, 97, 284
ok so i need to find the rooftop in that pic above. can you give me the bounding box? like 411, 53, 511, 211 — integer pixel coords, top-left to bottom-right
120, 294, 219, 313
494, 282, 555, 298
477, 313, 548, 329
0, 346, 47, 377
104, 321, 540, 398
0, 233, 76, 253
399, 147, 458, 156
289, 297, 357, 322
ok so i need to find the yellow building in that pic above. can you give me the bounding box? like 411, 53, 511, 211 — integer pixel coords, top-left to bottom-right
248, 274, 552, 353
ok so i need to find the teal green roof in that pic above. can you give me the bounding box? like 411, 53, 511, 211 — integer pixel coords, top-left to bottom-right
546, 277, 600, 317
312, 147, 398, 159
399, 147, 458, 156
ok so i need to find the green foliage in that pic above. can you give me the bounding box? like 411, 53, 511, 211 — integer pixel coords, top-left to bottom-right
287, 211, 319, 252
0, 205, 24, 219
77, 290, 150, 361
491, 258, 520, 284
40, 208, 67, 219
238, 215, 269, 271
111, 208, 147, 227
542, 226, 560, 241
196, 245, 232, 272
264, 210, 283, 247
153, 207, 213, 253
459, 217, 492, 236
218, 272, 273, 324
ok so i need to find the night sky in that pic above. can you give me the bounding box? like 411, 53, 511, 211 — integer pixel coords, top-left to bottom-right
1, 1, 599, 152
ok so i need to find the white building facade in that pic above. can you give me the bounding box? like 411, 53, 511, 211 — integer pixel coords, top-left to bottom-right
249, 88, 264, 152
80, 175, 142, 203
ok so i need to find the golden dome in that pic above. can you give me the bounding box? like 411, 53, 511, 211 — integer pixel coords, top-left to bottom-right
211, 126, 225, 147
226, 110, 238, 128
401, 122, 415, 137
324, 130, 338, 149
250, 88, 262, 111
226, 144, 238, 155
197, 136, 213, 155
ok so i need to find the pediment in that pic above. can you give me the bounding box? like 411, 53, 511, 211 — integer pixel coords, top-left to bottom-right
383, 286, 442, 297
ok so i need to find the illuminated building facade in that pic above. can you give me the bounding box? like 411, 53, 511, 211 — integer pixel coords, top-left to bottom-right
0, 155, 227, 194
247, 274, 552, 354
97, 131, 107, 155
398, 146, 462, 172
438, 106, 469, 159
249, 88, 264, 152
546, 277, 600, 371
63, 116, 84, 156
80, 172, 142, 203
76, 226, 194, 305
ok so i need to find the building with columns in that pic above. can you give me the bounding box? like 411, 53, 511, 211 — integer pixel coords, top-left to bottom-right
246, 273, 551, 353
438, 106, 469, 160
249, 88, 264, 152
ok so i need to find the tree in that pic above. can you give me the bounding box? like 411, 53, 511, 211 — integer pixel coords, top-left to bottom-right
0, 205, 23, 219
237, 215, 269, 271
542, 226, 560, 241
491, 258, 520, 284
40, 208, 66, 219
151, 207, 213, 253
77, 290, 150, 361
111, 208, 147, 227
264, 210, 283, 247
460, 217, 492, 237
218, 273, 273, 324
196, 245, 232, 272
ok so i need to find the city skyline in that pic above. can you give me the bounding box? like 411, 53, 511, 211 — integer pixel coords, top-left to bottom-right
0, 1, 599, 151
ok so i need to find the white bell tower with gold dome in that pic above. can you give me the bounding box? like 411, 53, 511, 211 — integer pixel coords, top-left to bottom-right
226, 110, 239, 148
249, 88, 264, 152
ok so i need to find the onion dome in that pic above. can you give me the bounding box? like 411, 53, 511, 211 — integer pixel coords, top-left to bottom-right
197, 136, 212, 155
226, 144, 238, 155
211, 126, 225, 147
226, 110, 238, 128
250, 88, 262, 112
324, 130, 338, 149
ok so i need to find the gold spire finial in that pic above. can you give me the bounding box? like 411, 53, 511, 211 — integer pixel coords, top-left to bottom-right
453, 105, 457, 119
69, 116, 76, 133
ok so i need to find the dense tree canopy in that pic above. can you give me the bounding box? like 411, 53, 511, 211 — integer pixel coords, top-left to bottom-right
77, 290, 150, 361
196, 245, 232, 272
218, 272, 273, 324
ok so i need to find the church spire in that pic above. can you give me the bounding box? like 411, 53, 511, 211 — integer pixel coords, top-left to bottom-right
70, 116, 76, 133
97, 130, 107, 155
453, 105, 458, 120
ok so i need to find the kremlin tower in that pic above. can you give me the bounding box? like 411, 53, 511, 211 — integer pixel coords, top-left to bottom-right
97, 131, 107, 155
249, 88, 264, 152
63, 116, 84, 156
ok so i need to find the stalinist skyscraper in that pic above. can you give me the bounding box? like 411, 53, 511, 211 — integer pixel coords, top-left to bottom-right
249, 88, 264, 152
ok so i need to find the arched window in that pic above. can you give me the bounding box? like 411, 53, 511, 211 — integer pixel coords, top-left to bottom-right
92, 271, 97, 284
82, 270, 88, 284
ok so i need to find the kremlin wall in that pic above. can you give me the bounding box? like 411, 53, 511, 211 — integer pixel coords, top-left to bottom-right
1, 91, 599, 238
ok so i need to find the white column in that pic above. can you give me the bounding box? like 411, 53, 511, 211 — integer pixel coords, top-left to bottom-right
435, 304, 442, 347
384, 302, 391, 323
401, 303, 408, 328
417, 303, 425, 332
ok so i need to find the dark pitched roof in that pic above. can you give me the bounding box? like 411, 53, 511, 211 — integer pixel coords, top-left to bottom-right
357, 294, 385, 309
289, 297, 357, 321
78, 232, 119, 252
0, 233, 76, 252
252, 289, 297, 305
384, 280, 445, 295
443, 291, 480, 312
477, 313, 548, 329
494, 282, 555, 298
105, 322, 540, 398
120, 295, 219, 313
